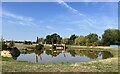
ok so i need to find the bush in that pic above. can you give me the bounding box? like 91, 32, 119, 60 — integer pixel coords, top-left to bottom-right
2, 42, 7, 50
35, 44, 44, 50
10, 47, 20, 57
8, 40, 15, 48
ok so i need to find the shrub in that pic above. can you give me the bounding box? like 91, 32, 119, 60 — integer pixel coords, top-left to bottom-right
8, 40, 15, 48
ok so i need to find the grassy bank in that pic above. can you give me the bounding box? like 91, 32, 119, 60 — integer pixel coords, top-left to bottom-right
1, 48, 118, 72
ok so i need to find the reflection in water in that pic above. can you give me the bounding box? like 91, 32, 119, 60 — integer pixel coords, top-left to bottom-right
67, 50, 76, 57
12, 57, 17, 60
67, 50, 99, 59
36, 55, 38, 62
101, 51, 113, 59
16, 49, 114, 63
46, 50, 62, 57
35, 50, 44, 62
64, 53, 66, 57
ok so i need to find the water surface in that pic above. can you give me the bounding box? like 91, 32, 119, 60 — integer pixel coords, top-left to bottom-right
16, 49, 113, 63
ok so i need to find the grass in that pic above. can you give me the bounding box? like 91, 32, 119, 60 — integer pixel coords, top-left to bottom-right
44, 45, 52, 49
1, 57, 14, 61
1, 47, 119, 72
19, 48, 34, 53
80, 58, 118, 72
2, 58, 118, 72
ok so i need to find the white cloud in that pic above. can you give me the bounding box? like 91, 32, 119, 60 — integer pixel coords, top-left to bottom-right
57, 0, 83, 16
57, 0, 116, 28
7, 20, 16, 24
3, 11, 33, 21
46, 25, 55, 30
65, 28, 73, 31
104, 24, 118, 30
2, 11, 36, 27
56, 0, 97, 27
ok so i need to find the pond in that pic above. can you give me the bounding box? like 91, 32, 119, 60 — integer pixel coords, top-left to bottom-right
15, 49, 113, 63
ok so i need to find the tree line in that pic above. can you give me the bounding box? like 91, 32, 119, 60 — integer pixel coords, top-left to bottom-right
36, 29, 120, 46
1, 28, 120, 48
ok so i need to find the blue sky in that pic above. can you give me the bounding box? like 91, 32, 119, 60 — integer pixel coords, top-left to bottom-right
2, 2, 118, 41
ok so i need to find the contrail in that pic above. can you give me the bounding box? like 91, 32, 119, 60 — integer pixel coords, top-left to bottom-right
56, 0, 96, 26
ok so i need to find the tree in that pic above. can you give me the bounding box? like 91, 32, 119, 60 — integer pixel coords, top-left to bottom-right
62, 38, 69, 44
36, 37, 44, 44
51, 33, 62, 44
8, 40, 15, 48
67, 34, 78, 45
45, 33, 62, 44
1, 37, 7, 50
38, 38, 44, 44
46, 35, 52, 44
86, 33, 98, 46
97, 36, 102, 46
24, 41, 32, 45
75, 36, 86, 45
35, 44, 44, 50
102, 29, 120, 46
36, 37, 39, 44
69, 34, 77, 40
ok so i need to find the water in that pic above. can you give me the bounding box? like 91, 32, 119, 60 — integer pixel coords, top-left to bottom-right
16, 49, 113, 63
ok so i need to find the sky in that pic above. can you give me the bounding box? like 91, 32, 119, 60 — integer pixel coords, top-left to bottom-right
1, 1, 118, 41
